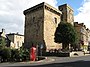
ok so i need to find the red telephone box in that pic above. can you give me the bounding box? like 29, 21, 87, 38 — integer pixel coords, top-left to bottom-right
30, 47, 36, 61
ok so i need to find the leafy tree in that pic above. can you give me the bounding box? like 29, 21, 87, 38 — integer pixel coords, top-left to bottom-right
0, 37, 10, 62
0, 37, 6, 48
54, 22, 78, 51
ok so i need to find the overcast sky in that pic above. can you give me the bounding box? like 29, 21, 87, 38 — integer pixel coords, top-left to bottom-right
0, 0, 90, 34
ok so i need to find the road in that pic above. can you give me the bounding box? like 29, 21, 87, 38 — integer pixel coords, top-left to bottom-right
0, 55, 90, 67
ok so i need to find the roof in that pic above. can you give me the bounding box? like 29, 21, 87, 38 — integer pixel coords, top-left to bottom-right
58, 4, 73, 11
0, 32, 2, 34
23, 2, 62, 15
7, 33, 24, 36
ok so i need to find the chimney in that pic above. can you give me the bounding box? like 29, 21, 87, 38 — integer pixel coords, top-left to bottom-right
2, 28, 5, 33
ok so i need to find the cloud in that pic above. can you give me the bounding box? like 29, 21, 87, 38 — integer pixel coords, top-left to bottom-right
74, 0, 90, 29
0, 0, 57, 34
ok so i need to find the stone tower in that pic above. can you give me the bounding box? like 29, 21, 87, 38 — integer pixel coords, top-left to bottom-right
58, 4, 74, 25
23, 2, 62, 51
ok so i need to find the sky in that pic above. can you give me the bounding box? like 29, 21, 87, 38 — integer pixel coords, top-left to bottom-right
0, 0, 90, 34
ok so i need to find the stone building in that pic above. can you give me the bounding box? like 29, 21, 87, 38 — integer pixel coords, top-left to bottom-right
74, 22, 89, 51
86, 28, 90, 50
7, 33, 24, 49
58, 4, 74, 25
23, 2, 74, 51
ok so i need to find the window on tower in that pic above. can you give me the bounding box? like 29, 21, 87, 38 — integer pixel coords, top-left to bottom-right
61, 15, 63, 21
32, 17, 35, 23
54, 17, 57, 24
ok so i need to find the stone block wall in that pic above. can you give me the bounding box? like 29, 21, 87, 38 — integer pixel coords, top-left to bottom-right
44, 7, 62, 51
24, 6, 44, 48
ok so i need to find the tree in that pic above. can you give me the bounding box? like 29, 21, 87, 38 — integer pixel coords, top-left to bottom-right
0, 37, 6, 48
54, 22, 78, 51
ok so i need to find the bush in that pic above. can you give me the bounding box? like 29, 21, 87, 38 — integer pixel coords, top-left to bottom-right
19, 48, 30, 61
0, 46, 30, 62
11, 49, 20, 62
0, 47, 11, 62
11, 48, 30, 62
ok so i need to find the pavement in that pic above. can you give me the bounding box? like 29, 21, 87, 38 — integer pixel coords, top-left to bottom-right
0, 57, 55, 67
0, 54, 90, 67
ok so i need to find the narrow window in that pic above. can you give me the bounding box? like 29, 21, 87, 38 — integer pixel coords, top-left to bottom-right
33, 17, 35, 23
17, 41, 19, 48
61, 15, 63, 21
54, 17, 57, 24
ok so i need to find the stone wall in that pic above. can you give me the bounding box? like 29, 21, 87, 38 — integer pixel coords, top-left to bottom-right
44, 6, 62, 51
70, 51, 84, 57
24, 6, 44, 48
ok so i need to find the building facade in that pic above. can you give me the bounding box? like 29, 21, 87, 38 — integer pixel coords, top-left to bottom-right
23, 2, 74, 51
86, 28, 90, 50
7, 33, 24, 49
74, 22, 89, 51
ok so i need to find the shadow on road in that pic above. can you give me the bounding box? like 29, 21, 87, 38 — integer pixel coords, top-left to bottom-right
8, 60, 90, 67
